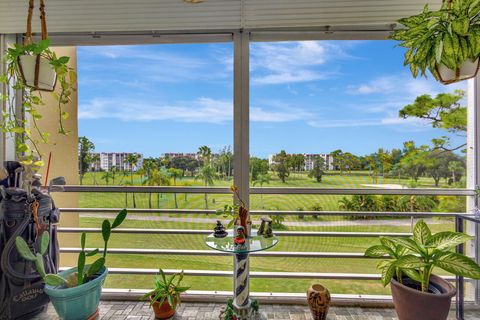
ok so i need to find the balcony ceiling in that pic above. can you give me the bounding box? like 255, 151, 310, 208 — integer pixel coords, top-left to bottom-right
0, 0, 441, 35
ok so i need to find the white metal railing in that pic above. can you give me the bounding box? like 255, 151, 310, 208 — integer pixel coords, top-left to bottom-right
52, 185, 478, 308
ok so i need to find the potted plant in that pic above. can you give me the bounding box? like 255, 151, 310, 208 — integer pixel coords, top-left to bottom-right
390, 0, 480, 84
15, 209, 127, 320
0, 0, 76, 169
141, 269, 190, 319
365, 219, 480, 320
216, 185, 251, 236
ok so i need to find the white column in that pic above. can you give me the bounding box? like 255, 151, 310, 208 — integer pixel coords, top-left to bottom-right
466, 76, 480, 304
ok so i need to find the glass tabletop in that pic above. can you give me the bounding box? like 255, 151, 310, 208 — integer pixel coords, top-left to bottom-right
205, 229, 279, 253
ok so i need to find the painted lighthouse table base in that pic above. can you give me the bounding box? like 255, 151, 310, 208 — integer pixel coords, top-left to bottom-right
205, 229, 279, 320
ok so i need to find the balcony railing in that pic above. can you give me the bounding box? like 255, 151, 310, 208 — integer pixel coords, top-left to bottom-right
51, 185, 479, 315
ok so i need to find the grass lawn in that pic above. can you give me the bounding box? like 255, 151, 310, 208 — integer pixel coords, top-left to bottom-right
55, 171, 462, 295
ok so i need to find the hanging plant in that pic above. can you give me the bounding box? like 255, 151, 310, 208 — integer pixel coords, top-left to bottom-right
390, 0, 480, 84
0, 0, 76, 167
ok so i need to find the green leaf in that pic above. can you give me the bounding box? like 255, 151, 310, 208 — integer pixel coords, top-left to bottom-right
111, 209, 127, 229
34, 253, 46, 278
39, 232, 50, 255
380, 262, 396, 287
435, 252, 480, 279
402, 269, 423, 283
44, 274, 68, 287
365, 245, 390, 258
57, 56, 70, 65
86, 257, 105, 277
395, 255, 426, 269
81, 232, 86, 250
15, 237, 36, 261
413, 220, 431, 245
86, 248, 99, 257
77, 251, 86, 285
102, 220, 111, 243
426, 232, 472, 250
390, 237, 421, 254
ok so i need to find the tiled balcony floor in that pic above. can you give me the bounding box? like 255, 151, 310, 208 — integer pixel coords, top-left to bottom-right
32, 301, 480, 320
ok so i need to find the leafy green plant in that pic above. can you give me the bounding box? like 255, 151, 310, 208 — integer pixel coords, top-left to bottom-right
141, 269, 190, 309
0, 39, 76, 165
16, 209, 127, 287
390, 0, 480, 80
365, 219, 480, 292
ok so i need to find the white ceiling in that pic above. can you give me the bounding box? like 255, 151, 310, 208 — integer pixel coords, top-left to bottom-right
0, 0, 441, 35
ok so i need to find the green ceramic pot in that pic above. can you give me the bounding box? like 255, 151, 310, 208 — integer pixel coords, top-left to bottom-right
44, 266, 108, 320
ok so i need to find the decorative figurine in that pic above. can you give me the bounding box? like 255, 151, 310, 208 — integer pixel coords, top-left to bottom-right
234, 226, 246, 245
214, 220, 228, 238
263, 217, 273, 238
257, 216, 269, 236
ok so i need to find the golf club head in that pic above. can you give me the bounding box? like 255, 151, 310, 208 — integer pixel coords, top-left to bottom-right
48, 176, 66, 192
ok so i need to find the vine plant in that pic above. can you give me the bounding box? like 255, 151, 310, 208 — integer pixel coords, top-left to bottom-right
0, 39, 76, 167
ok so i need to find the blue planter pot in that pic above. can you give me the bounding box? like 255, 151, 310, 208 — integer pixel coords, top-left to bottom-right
44, 267, 108, 320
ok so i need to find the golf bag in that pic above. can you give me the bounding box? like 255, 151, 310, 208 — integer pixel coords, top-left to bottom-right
0, 186, 60, 320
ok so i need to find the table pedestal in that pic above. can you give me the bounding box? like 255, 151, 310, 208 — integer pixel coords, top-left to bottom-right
233, 252, 251, 318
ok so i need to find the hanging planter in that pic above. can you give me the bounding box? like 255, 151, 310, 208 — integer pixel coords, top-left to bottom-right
17, 0, 57, 91
390, 0, 480, 85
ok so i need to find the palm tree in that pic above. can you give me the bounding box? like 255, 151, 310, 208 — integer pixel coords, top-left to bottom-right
143, 169, 171, 208
253, 174, 270, 209
168, 168, 183, 208
195, 164, 218, 209
109, 166, 118, 185
90, 153, 100, 185
101, 171, 113, 185
197, 145, 212, 164
124, 154, 141, 208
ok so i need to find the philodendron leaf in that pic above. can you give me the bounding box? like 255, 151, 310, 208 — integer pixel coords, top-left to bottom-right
413, 220, 431, 245
379, 237, 397, 255
111, 209, 127, 229
395, 255, 426, 269
402, 269, 423, 283
390, 237, 421, 254
15, 237, 36, 261
365, 245, 390, 258
381, 263, 396, 287
102, 220, 111, 243
39, 232, 50, 256
435, 252, 480, 279
44, 274, 68, 287
426, 232, 473, 250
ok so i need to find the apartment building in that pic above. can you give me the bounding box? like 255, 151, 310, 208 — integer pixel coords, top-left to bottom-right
90, 152, 143, 171
268, 153, 334, 171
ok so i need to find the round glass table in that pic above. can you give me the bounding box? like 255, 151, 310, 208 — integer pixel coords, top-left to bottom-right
205, 229, 279, 320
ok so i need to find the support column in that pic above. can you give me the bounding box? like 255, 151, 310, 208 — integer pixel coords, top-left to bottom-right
466, 76, 480, 304
233, 31, 250, 317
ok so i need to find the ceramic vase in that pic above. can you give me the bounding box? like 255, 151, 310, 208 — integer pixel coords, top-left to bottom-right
307, 284, 331, 320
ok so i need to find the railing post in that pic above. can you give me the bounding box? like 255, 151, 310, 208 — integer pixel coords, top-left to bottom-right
455, 215, 465, 320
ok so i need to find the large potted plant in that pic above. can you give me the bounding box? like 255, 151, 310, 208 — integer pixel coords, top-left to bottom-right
15, 209, 127, 320
365, 219, 480, 320
141, 269, 190, 319
390, 0, 480, 84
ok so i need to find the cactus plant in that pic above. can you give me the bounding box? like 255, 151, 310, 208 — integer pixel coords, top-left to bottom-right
16, 208, 127, 287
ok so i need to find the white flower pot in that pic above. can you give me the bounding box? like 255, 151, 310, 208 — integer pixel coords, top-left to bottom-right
18, 55, 57, 91
436, 58, 480, 84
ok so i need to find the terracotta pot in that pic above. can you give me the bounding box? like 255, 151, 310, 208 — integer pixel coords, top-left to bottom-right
151, 298, 176, 319
307, 284, 331, 320
390, 274, 456, 320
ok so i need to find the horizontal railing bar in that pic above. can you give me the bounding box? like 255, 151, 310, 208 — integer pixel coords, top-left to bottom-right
59, 248, 384, 258
52, 185, 475, 196
58, 207, 467, 218
58, 267, 458, 281
57, 227, 412, 238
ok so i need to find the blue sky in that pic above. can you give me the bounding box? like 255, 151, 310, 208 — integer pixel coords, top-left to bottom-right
77, 40, 466, 158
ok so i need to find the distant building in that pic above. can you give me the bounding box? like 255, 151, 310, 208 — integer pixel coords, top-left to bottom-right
268, 153, 334, 171
90, 152, 143, 171
162, 153, 198, 159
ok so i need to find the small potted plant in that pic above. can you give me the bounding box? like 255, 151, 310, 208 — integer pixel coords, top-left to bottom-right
390, 0, 480, 84
365, 219, 480, 320
216, 185, 251, 236
141, 269, 190, 319
15, 209, 127, 320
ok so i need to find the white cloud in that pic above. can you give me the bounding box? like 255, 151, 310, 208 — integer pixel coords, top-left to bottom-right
307, 115, 426, 129
251, 41, 348, 85
347, 77, 396, 95
79, 97, 312, 124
